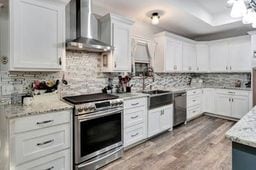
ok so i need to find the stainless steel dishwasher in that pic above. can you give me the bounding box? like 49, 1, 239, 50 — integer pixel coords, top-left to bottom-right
173, 91, 187, 127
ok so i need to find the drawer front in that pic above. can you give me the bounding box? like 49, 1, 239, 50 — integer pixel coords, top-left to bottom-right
124, 123, 146, 147
16, 149, 70, 170
124, 106, 146, 128
215, 89, 250, 97
124, 97, 147, 109
187, 106, 201, 120
187, 89, 201, 96
187, 95, 201, 107
15, 124, 70, 165
13, 110, 71, 134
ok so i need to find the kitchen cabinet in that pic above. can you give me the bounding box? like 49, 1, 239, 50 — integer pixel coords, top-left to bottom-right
209, 41, 229, 72
123, 97, 147, 148
202, 88, 215, 113
99, 13, 134, 72
187, 89, 202, 120
0, 0, 69, 71
154, 33, 183, 72
209, 36, 251, 72
148, 104, 173, 138
249, 31, 256, 67
229, 36, 251, 72
0, 110, 73, 170
215, 89, 251, 119
182, 42, 196, 72
196, 43, 209, 72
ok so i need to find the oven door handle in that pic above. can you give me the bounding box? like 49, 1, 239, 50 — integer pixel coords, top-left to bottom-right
78, 108, 123, 120
77, 147, 123, 169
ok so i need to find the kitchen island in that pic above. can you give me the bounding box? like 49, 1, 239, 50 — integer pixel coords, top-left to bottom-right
226, 106, 256, 170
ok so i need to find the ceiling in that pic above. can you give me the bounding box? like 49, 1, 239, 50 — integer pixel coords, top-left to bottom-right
93, 0, 255, 39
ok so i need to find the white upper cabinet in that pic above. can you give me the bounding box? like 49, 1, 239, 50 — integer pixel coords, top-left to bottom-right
182, 42, 196, 72
154, 33, 183, 72
228, 36, 251, 72
209, 41, 229, 72
196, 43, 209, 72
99, 14, 134, 72
209, 36, 251, 72
1, 0, 69, 71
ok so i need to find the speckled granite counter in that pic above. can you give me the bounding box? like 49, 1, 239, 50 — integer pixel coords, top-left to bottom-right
113, 93, 149, 100
226, 106, 256, 148
0, 95, 73, 119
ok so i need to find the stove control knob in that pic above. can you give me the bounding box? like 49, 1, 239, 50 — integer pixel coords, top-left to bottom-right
83, 108, 88, 112
89, 107, 95, 111
78, 108, 83, 112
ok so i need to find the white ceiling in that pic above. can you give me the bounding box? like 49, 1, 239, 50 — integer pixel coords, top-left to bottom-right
93, 0, 255, 39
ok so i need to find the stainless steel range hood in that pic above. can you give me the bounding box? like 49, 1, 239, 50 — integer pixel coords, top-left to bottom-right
66, 0, 113, 52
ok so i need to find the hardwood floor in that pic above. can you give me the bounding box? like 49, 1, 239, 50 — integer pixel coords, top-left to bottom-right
102, 116, 235, 170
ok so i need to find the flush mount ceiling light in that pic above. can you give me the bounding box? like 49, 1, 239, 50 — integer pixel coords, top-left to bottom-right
228, 0, 256, 28
146, 10, 164, 25
0, 3, 4, 8
151, 13, 160, 25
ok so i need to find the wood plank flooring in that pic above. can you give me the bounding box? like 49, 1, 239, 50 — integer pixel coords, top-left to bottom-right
101, 116, 235, 170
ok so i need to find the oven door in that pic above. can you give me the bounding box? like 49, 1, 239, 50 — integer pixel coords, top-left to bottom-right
74, 108, 123, 164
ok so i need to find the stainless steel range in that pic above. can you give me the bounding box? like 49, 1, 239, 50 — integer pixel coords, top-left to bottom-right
63, 93, 124, 170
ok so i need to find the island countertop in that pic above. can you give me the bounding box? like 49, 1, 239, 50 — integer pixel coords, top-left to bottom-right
226, 106, 256, 148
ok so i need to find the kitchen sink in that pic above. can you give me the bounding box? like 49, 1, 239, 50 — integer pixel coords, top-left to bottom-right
142, 90, 170, 95
142, 90, 173, 109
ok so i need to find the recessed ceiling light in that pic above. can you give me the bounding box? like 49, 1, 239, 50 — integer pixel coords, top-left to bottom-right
0, 3, 4, 8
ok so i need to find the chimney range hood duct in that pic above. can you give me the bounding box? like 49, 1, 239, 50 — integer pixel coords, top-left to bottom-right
66, 0, 113, 52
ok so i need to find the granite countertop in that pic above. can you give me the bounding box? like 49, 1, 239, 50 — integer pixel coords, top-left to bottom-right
226, 106, 256, 148
0, 95, 73, 119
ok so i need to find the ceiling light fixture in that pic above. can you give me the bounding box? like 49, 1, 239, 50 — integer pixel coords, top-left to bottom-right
0, 3, 4, 8
228, 0, 256, 28
151, 12, 160, 25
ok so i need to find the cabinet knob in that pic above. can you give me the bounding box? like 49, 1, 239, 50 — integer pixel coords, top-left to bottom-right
230, 66, 232, 70
226, 66, 228, 70
174, 65, 177, 70
114, 62, 117, 68
197, 67, 199, 71
189, 66, 192, 70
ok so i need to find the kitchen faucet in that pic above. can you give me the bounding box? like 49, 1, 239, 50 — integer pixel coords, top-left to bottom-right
142, 67, 155, 91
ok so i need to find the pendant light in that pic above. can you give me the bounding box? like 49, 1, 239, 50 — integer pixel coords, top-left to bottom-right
230, 0, 247, 18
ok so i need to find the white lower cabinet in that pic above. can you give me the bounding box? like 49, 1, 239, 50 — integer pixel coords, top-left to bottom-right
187, 89, 202, 120
202, 88, 215, 113
148, 105, 173, 138
214, 89, 251, 119
8, 110, 72, 170
123, 97, 147, 148
16, 149, 70, 170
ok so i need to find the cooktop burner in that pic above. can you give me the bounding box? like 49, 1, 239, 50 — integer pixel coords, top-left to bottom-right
63, 93, 119, 104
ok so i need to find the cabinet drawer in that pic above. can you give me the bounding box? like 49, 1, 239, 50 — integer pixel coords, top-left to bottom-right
124, 106, 146, 128
16, 149, 70, 170
187, 106, 201, 120
124, 123, 146, 147
215, 89, 250, 97
187, 95, 201, 107
13, 110, 71, 134
14, 124, 70, 165
187, 89, 201, 96
124, 97, 146, 109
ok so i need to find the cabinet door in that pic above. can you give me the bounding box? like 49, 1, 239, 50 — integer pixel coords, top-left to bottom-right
202, 89, 215, 113
231, 95, 249, 119
112, 22, 131, 72
160, 105, 173, 131
209, 41, 229, 72
229, 37, 251, 72
215, 94, 232, 117
165, 39, 182, 71
196, 44, 209, 72
11, 0, 64, 71
183, 42, 196, 71
148, 108, 161, 137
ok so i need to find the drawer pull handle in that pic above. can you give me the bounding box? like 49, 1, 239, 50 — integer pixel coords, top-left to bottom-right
131, 115, 139, 119
36, 120, 54, 125
131, 133, 139, 137
193, 100, 196, 102
45, 166, 54, 170
37, 139, 54, 146
193, 91, 196, 94
193, 111, 196, 113
131, 103, 139, 106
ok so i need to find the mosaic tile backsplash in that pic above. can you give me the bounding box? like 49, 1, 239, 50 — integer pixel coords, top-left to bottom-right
0, 52, 251, 104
